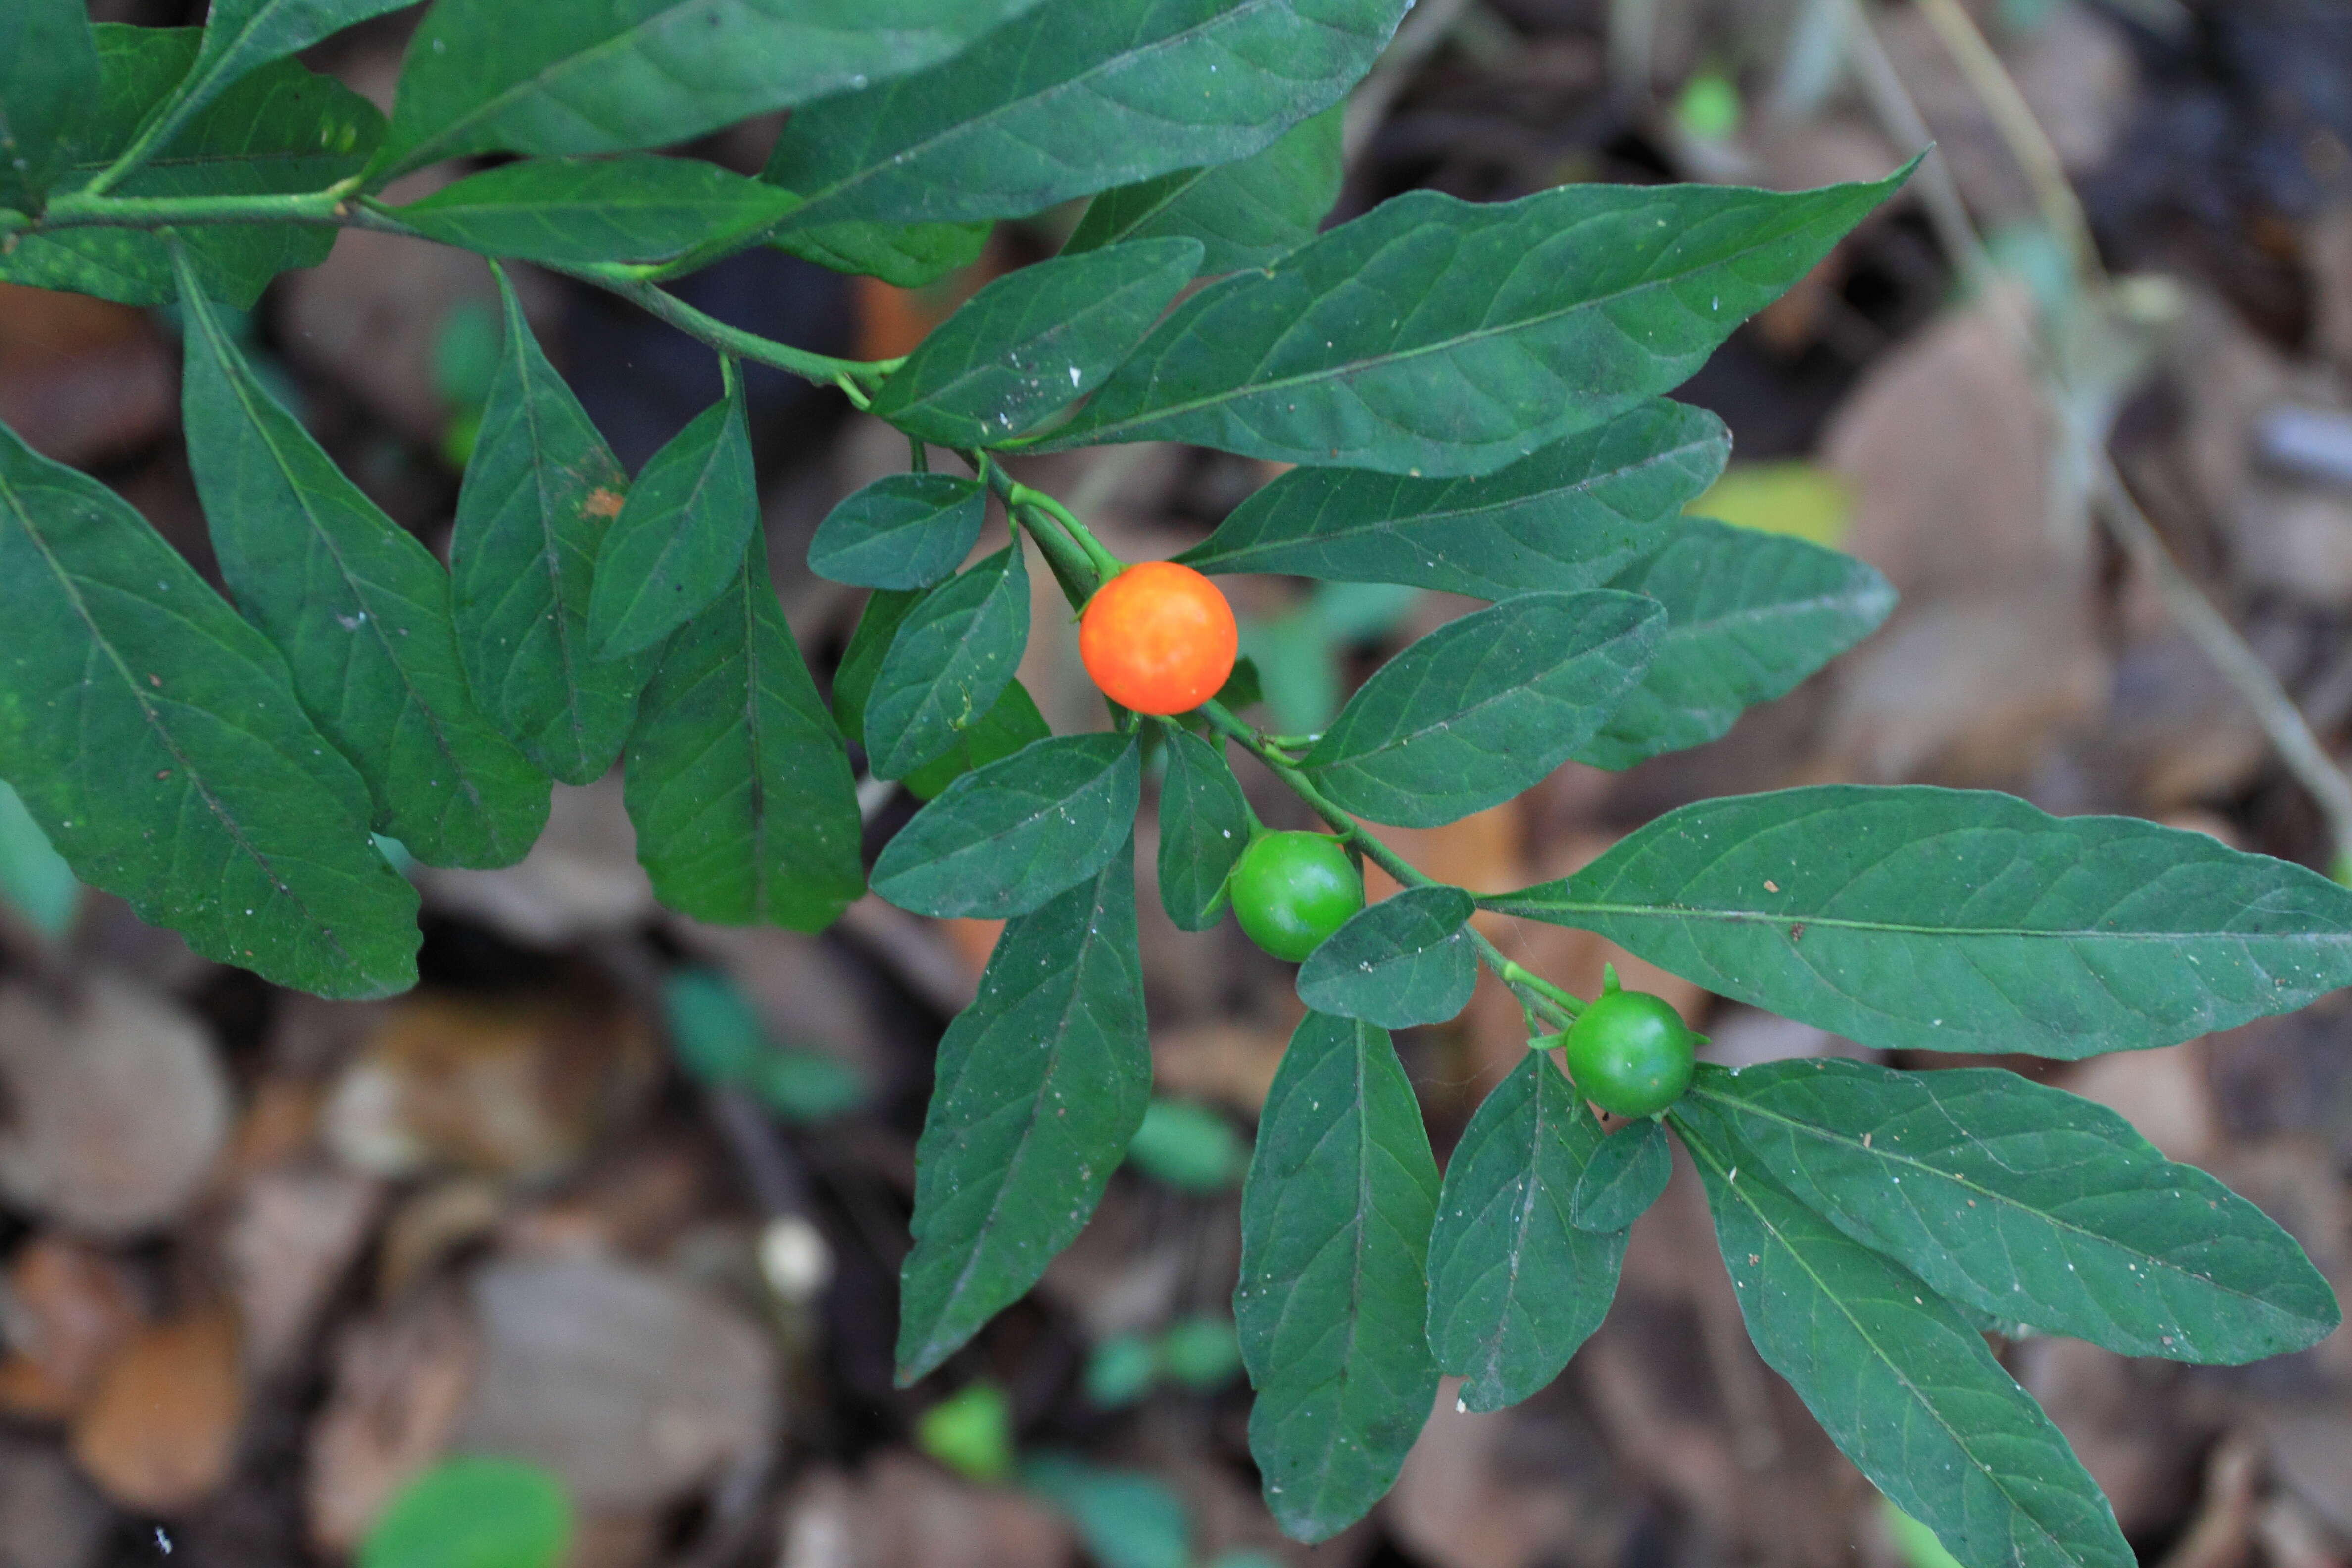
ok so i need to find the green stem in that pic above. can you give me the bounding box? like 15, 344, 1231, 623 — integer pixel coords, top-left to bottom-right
1008, 483, 1124, 583
1013, 501, 1098, 604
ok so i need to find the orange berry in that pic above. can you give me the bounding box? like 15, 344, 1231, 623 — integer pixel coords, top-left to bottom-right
1078, 561, 1238, 716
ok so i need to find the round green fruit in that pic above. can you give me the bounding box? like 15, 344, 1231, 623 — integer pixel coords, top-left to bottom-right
1562, 990, 1695, 1118
1228, 830, 1362, 962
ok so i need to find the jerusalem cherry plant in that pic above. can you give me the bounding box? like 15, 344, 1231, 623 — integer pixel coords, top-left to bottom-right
0, 0, 2343, 1558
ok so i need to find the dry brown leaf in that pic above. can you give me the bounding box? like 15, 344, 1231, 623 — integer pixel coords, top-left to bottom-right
306, 1286, 478, 1554
0, 1237, 143, 1422
68, 1306, 243, 1513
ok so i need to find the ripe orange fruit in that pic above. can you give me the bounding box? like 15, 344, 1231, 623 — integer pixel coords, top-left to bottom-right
1078, 561, 1237, 715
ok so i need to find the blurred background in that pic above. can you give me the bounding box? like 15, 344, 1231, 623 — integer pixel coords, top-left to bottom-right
4, 0, 2352, 1564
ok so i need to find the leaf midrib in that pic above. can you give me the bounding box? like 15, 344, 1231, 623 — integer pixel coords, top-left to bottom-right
1489, 891, 2348, 946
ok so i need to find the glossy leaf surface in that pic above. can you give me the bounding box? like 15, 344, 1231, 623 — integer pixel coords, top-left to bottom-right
177, 252, 550, 869
624, 529, 862, 930
870, 238, 1201, 447
376, 0, 1048, 176
0, 0, 98, 212
1486, 785, 2352, 1059
1177, 401, 1728, 596
0, 26, 380, 307
394, 154, 798, 265
899, 845, 1149, 1381
764, 0, 1408, 232
1156, 726, 1251, 931
1300, 591, 1663, 827
1692, 1059, 2339, 1362
1065, 104, 1342, 273
1426, 1053, 1624, 1411
1569, 1117, 1671, 1233
1295, 885, 1477, 1028
871, 733, 1142, 919
808, 473, 987, 591
1676, 1101, 2133, 1568
1575, 519, 1895, 769
0, 418, 418, 997
1237, 1011, 1439, 1540
589, 376, 757, 660
450, 267, 652, 784
865, 543, 1030, 781
1038, 169, 1908, 474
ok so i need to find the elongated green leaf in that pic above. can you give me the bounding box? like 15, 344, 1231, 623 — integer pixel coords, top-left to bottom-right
1576, 519, 1894, 769
1692, 1059, 2339, 1362
589, 373, 757, 660
1177, 401, 1728, 596
0, 0, 98, 212
1296, 885, 1476, 1027
1485, 785, 2352, 1059
898, 843, 1148, 1382
764, 0, 1409, 233
865, 543, 1030, 781
375, 0, 1049, 179
871, 733, 1142, 919
903, 678, 1050, 801
157, 0, 413, 161
623, 527, 862, 930
870, 238, 1202, 448
1426, 1053, 1623, 1412
831, 587, 923, 747
176, 252, 550, 869
1156, 725, 1250, 931
0, 27, 380, 307
1673, 1100, 2133, 1568
809, 473, 986, 591
1299, 591, 1663, 828
1237, 1010, 1439, 1540
1569, 1118, 1671, 1233
773, 217, 991, 288
393, 155, 798, 266
0, 780, 78, 939
1065, 104, 1341, 273
451, 266, 652, 785
0, 417, 418, 997
1037, 167, 1910, 475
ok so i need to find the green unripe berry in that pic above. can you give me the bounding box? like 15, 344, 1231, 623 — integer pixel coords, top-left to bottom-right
1227, 830, 1362, 962
1562, 989, 1696, 1118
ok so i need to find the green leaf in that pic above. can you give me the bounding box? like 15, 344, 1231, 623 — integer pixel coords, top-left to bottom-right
870, 732, 1142, 919
1672, 1099, 2133, 1568
1155, 725, 1251, 931
1237, 1011, 1439, 1541
1178, 402, 1728, 598
902, 678, 1051, 800
0, 780, 78, 939
451, 266, 653, 784
809, 473, 987, 591
870, 238, 1203, 448
1574, 518, 1895, 769
1065, 104, 1342, 274
832, 587, 925, 749
0, 417, 418, 998
1023, 1456, 1193, 1568
1425, 1053, 1625, 1412
0, 27, 381, 308
161, 0, 415, 163
1569, 1118, 1671, 1233
1295, 885, 1477, 1028
176, 250, 551, 870
773, 217, 991, 288
1126, 1098, 1247, 1192
1035, 166, 1911, 475
0, 0, 98, 212
763, 0, 1410, 233
1299, 591, 1664, 828
898, 843, 1149, 1382
588, 370, 758, 660
916, 1382, 1016, 1483
864, 542, 1030, 781
392, 155, 800, 266
374, 0, 1050, 179
1484, 784, 2352, 1059
660, 967, 865, 1119
1690, 1058, 2340, 1362
360, 1456, 572, 1568
624, 527, 863, 931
